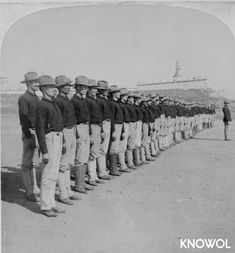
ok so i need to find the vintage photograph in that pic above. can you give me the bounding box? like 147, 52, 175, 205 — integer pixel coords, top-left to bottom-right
1, 1, 235, 252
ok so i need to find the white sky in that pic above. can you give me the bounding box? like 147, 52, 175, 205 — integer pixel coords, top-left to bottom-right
1, 4, 235, 91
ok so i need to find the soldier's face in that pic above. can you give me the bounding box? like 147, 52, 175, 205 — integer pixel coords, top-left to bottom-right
113, 91, 120, 99
77, 85, 88, 95
27, 81, 39, 91
121, 94, 128, 101
42, 85, 57, 98
89, 87, 97, 97
61, 84, 71, 95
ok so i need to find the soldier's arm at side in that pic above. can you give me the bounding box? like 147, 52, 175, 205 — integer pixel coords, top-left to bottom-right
35, 104, 48, 155
18, 96, 32, 138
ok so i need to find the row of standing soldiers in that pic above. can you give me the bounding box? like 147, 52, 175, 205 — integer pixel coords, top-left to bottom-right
18, 72, 216, 217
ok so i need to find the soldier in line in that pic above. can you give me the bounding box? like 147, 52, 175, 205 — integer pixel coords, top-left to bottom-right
139, 96, 155, 162
118, 88, 132, 172
108, 85, 123, 176
125, 93, 138, 169
18, 72, 41, 202
96, 81, 112, 180
133, 94, 144, 166
85, 79, 104, 186
54, 75, 81, 205
223, 101, 232, 141
35, 75, 64, 217
70, 76, 94, 194
147, 95, 160, 157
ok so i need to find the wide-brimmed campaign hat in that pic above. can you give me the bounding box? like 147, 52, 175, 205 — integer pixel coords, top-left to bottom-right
224, 101, 229, 104
97, 80, 109, 90
55, 75, 73, 87
74, 75, 88, 86
141, 95, 149, 102
21, 72, 39, 83
87, 79, 97, 88
120, 88, 129, 96
109, 85, 121, 93
39, 75, 56, 86
128, 92, 139, 98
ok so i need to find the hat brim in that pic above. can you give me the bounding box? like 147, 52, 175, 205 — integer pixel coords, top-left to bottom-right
109, 89, 121, 93
56, 81, 73, 87
74, 83, 89, 86
39, 83, 56, 87
21, 78, 39, 84
97, 87, 109, 90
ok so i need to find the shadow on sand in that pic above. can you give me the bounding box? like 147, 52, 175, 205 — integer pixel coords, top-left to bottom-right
1, 166, 41, 214
193, 137, 225, 141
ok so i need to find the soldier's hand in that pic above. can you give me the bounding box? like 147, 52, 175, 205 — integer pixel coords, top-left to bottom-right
101, 131, 106, 140
62, 144, 66, 154
121, 131, 126, 140
42, 153, 49, 164
90, 135, 94, 145
111, 133, 117, 141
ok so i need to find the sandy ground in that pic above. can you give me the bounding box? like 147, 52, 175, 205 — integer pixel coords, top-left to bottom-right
1, 114, 235, 253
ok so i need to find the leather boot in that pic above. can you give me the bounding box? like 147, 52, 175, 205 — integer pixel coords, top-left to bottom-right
74, 165, 87, 194
145, 145, 155, 161
82, 164, 94, 190
22, 171, 34, 196
126, 149, 137, 170
109, 154, 121, 176
140, 146, 149, 164
118, 152, 130, 172
150, 142, 157, 156
133, 148, 141, 166
30, 168, 40, 196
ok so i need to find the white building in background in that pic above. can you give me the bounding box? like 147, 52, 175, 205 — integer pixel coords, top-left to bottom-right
137, 61, 208, 91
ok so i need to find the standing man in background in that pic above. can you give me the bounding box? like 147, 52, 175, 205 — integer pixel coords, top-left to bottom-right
36, 75, 64, 217
85, 79, 104, 186
71, 76, 94, 194
96, 80, 112, 180
18, 72, 41, 202
54, 75, 81, 205
223, 101, 232, 141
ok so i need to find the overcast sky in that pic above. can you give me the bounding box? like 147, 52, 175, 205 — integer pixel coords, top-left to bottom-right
1, 5, 235, 91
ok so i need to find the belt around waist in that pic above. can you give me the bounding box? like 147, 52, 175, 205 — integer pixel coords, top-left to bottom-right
65, 125, 75, 129
91, 122, 102, 126
76, 122, 89, 125
103, 119, 111, 122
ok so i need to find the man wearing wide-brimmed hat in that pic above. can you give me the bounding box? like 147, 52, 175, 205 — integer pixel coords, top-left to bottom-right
54, 75, 81, 205
18, 72, 41, 202
85, 79, 105, 186
125, 93, 139, 169
132, 93, 144, 166
223, 100, 232, 141
139, 96, 155, 162
70, 76, 94, 194
108, 85, 123, 176
118, 88, 132, 172
35, 75, 64, 217
96, 80, 112, 180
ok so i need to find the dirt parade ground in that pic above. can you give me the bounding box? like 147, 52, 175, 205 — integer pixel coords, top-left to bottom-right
1, 114, 235, 253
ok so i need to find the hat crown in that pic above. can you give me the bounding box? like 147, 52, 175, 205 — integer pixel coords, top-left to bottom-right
75, 75, 88, 85
97, 80, 109, 89
87, 79, 96, 86
109, 85, 121, 93
21, 72, 39, 83
55, 75, 72, 86
39, 75, 55, 85
120, 88, 129, 95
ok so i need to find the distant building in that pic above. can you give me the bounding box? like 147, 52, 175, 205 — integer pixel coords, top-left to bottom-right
137, 61, 208, 91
